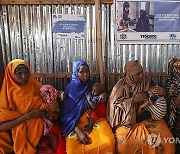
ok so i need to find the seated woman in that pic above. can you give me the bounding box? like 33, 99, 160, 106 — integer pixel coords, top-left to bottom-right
60, 59, 115, 154
167, 58, 180, 154
107, 60, 174, 154
0, 59, 66, 154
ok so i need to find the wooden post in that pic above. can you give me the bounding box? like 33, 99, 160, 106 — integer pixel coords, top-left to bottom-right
95, 0, 104, 84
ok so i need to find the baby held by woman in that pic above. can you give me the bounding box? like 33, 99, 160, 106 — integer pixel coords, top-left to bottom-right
39, 85, 65, 135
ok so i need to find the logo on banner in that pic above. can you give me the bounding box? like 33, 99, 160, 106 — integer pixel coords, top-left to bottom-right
140, 34, 157, 39
120, 34, 127, 39
169, 34, 176, 40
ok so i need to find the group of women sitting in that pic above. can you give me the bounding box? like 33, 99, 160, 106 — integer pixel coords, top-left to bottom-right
0, 58, 179, 154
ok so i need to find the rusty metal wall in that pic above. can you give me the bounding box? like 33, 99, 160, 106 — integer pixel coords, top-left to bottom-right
0, 4, 179, 91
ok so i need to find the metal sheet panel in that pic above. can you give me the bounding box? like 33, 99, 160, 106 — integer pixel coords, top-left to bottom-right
0, 4, 180, 90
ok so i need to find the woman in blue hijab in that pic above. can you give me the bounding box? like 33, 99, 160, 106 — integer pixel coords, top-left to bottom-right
60, 59, 115, 153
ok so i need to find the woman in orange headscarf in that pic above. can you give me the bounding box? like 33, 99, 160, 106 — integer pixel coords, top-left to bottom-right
0, 59, 66, 154
107, 60, 175, 154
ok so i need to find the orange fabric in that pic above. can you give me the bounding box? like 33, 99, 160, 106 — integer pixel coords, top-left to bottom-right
66, 111, 115, 154
0, 59, 48, 154
116, 119, 175, 154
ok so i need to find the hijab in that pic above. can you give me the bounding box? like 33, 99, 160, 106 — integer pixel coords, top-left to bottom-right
40, 84, 58, 103
107, 60, 151, 128
0, 59, 47, 153
60, 60, 94, 137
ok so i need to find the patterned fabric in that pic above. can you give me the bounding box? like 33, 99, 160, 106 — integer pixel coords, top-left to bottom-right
39, 85, 58, 103
37, 124, 66, 154
88, 92, 100, 104
167, 58, 180, 129
146, 96, 167, 120
107, 60, 150, 128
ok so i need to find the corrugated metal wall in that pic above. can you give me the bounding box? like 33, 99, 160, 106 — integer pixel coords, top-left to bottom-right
0, 4, 179, 91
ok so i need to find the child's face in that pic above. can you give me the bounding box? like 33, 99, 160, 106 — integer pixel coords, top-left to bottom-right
39, 91, 47, 102
148, 86, 156, 96
92, 86, 101, 96
46, 102, 60, 122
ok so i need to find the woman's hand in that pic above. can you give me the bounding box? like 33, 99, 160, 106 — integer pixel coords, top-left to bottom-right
85, 93, 91, 102
138, 106, 145, 115
152, 86, 166, 96
58, 91, 66, 101
26, 109, 46, 120
74, 127, 90, 144
133, 92, 148, 103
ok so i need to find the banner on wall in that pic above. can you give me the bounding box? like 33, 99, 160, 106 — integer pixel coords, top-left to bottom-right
116, 0, 180, 42
52, 14, 86, 39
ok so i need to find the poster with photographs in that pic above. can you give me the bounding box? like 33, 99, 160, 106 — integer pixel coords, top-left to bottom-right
116, 0, 180, 43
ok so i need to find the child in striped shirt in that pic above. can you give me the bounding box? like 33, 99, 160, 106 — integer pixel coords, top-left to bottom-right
137, 86, 167, 122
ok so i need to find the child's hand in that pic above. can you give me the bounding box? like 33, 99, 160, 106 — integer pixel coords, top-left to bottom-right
58, 91, 66, 101
152, 86, 165, 96
133, 92, 148, 103
99, 92, 108, 102
85, 93, 91, 102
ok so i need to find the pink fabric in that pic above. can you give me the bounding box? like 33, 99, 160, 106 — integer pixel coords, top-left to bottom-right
40, 85, 58, 103
40, 85, 59, 135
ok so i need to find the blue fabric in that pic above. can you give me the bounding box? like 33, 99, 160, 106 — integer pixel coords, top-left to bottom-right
89, 92, 100, 105
60, 60, 94, 137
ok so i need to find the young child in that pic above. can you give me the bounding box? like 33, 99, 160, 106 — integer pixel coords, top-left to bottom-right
84, 83, 107, 132
39, 84, 65, 135
136, 85, 167, 123
38, 84, 66, 154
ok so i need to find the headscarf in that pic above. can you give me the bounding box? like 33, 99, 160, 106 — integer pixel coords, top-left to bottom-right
40, 84, 58, 103
107, 60, 151, 128
124, 59, 143, 82
60, 59, 94, 137
136, 9, 150, 32
167, 58, 180, 129
0, 59, 48, 154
